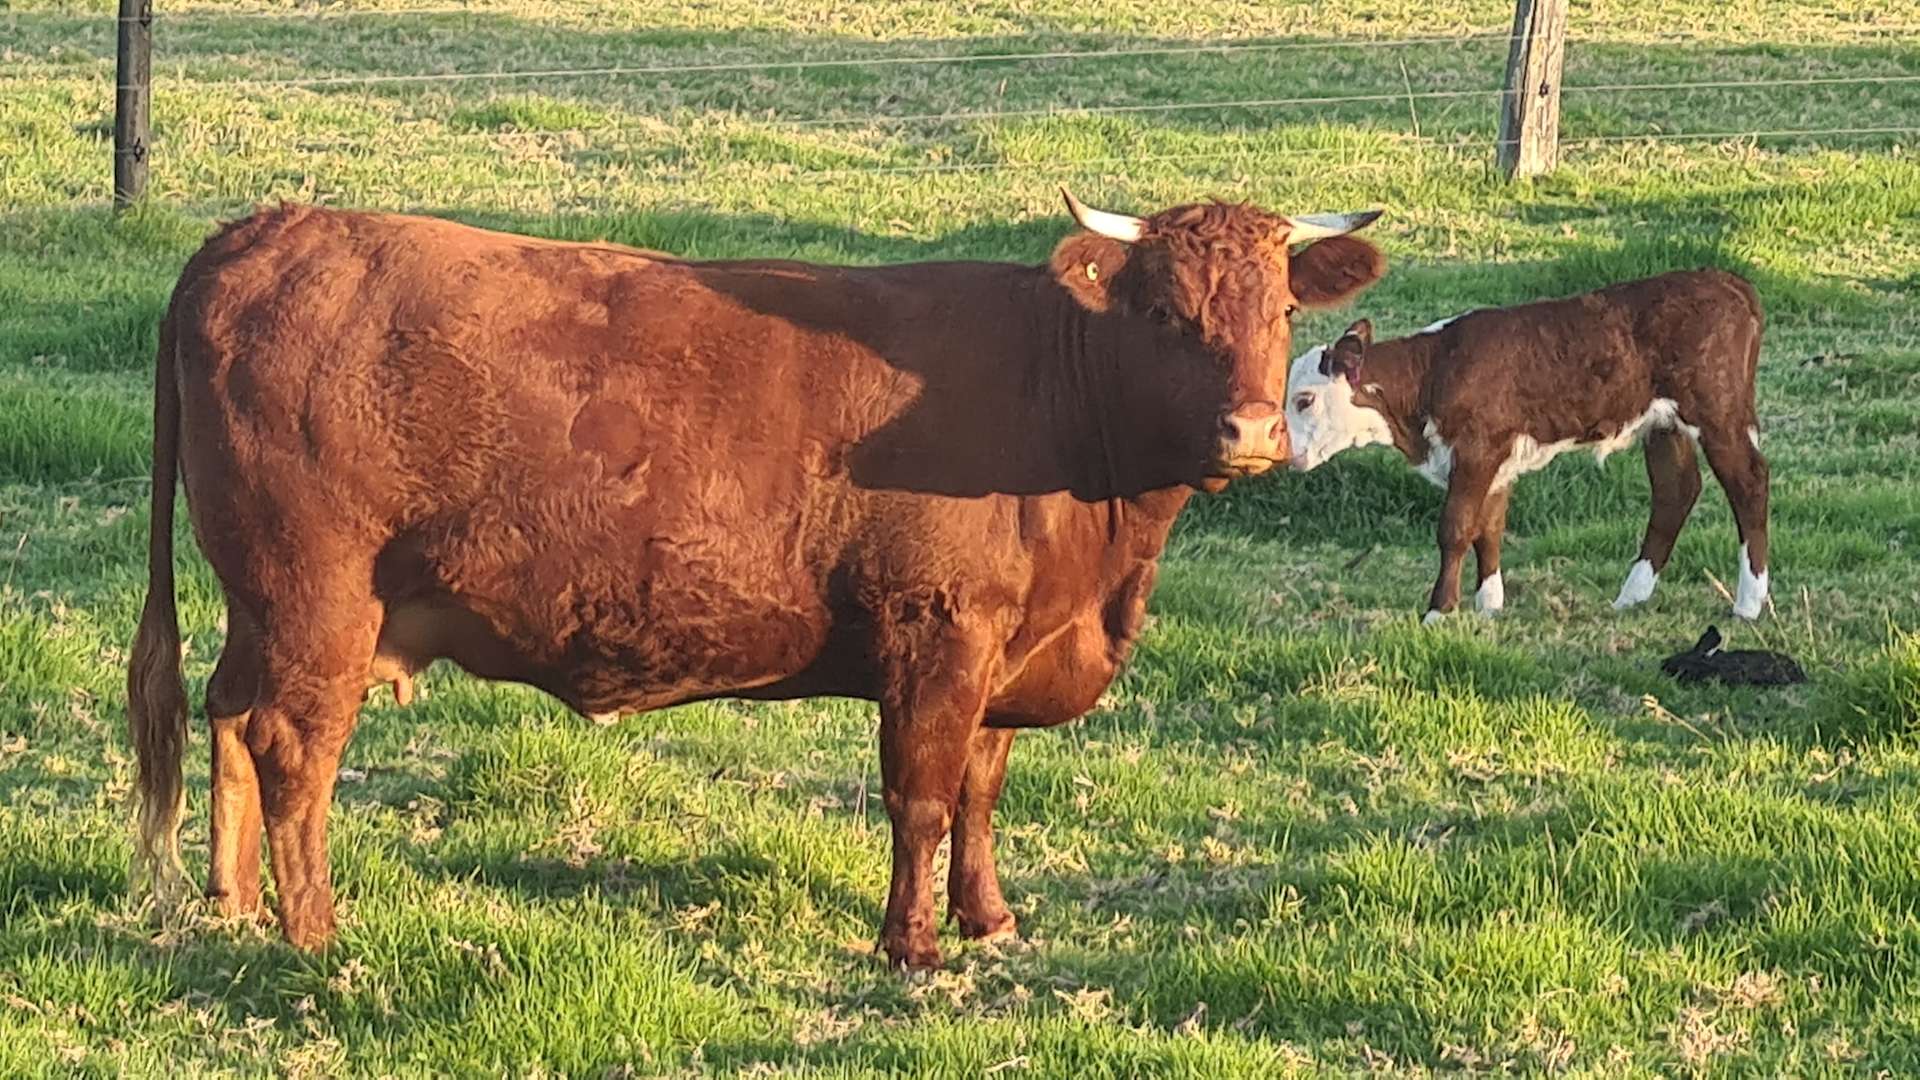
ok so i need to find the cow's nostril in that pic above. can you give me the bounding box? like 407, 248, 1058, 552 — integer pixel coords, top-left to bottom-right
1221, 401, 1282, 444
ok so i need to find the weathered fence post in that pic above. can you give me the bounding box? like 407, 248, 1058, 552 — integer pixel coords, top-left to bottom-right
1496, 0, 1567, 180
114, 0, 153, 209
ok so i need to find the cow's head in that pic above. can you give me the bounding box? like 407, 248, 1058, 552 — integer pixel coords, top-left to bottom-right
1051, 188, 1384, 489
1284, 319, 1394, 471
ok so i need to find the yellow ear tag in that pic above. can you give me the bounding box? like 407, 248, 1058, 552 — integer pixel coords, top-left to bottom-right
1085, 262, 1100, 282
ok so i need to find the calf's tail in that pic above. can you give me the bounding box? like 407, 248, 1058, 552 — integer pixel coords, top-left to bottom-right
128, 311, 192, 904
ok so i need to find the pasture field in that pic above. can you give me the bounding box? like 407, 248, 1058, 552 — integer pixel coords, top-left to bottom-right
4, 0, 1920, 1074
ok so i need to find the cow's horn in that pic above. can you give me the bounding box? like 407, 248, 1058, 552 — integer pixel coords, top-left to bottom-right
1061, 187, 1146, 244
1287, 209, 1384, 242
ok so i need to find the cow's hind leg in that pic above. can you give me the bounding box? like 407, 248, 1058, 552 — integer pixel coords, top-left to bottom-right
206, 604, 265, 919
1614, 428, 1703, 609
1472, 488, 1511, 616
246, 574, 381, 949
948, 725, 1017, 942
1698, 425, 1771, 619
1425, 457, 1496, 624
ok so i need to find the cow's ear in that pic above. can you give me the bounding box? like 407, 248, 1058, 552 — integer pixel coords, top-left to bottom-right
1050, 234, 1130, 312
1289, 235, 1386, 310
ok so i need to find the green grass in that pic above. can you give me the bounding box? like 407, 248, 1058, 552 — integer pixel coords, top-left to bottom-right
4, 0, 1920, 1074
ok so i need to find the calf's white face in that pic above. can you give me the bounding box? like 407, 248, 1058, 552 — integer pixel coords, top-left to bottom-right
1284, 343, 1392, 471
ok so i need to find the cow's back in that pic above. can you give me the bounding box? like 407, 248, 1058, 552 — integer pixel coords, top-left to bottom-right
162, 206, 1097, 716
166, 207, 890, 709
1419, 268, 1761, 424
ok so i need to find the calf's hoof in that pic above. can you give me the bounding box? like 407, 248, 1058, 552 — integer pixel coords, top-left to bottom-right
1421, 609, 1447, 627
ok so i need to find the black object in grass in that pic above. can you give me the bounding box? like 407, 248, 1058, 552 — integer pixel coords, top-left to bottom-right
1661, 626, 1807, 686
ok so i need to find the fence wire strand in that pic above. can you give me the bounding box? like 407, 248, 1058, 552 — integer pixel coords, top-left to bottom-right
164, 125, 1918, 183
570, 124, 1920, 179
122, 69, 1920, 158
111, 60, 1920, 95
36, 7, 1920, 47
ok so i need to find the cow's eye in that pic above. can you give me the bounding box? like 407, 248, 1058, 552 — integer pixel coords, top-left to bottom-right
1284, 303, 1299, 318
1293, 393, 1314, 411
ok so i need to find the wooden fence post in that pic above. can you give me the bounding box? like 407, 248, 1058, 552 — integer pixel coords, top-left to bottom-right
114, 0, 153, 209
1496, 0, 1567, 180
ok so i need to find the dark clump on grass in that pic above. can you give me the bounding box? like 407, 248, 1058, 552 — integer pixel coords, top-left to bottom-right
1661, 626, 1808, 686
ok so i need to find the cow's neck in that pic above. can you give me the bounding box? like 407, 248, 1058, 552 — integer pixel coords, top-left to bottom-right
1355, 336, 1441, 464
1042, 284, 1211, 511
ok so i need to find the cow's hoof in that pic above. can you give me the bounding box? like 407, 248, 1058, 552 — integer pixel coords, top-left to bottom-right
956, 909, 1018, 943
278, 904, 338, 951
883, 934, 944, 971
1421, 609, 1447, 627
207, 889, 268, 923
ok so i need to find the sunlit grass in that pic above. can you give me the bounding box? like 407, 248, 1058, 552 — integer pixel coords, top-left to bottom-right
2, 0, 1919, 1075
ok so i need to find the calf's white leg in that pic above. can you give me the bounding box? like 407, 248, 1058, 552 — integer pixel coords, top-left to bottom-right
1698, 426, 1772, 621
1471, 488, 1510, 617
1612, 560, 1659, 609
1474, 572, 1505, 615
1733, 542, 1769, 620
1616, 428, 1703, 611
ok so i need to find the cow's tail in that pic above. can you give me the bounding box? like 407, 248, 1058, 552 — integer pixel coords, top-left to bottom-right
128, 309, 191, 907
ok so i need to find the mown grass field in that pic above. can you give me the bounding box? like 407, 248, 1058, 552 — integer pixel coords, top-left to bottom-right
4, 0, 1920, 1074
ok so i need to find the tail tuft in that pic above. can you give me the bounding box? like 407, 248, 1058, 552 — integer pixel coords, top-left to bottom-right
127, 311, 191, 907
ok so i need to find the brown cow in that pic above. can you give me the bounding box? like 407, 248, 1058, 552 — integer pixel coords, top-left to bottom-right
128, 191, 1384, 968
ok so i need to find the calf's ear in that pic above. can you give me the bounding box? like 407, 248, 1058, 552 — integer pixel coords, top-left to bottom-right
1289, 236, 1386, 309
1327, 321, 1370, 386
1050, 234, 1130, 312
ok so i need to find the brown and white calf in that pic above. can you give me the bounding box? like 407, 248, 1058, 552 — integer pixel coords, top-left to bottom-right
1283, 269, 1772, 622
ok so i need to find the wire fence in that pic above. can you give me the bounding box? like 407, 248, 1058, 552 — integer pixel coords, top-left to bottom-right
5, 7, 1918, 209
4, 8, 1911, 352
133, 75, 1920, 148
51, 25, 1920, 91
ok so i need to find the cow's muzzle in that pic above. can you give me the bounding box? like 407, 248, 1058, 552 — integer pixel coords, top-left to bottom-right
1212, 400, 1289, 478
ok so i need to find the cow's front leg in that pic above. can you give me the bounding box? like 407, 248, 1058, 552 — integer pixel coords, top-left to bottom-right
878, 628, 996, 969
1426, 458, 1496, 623
949, 725, 1017, 942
